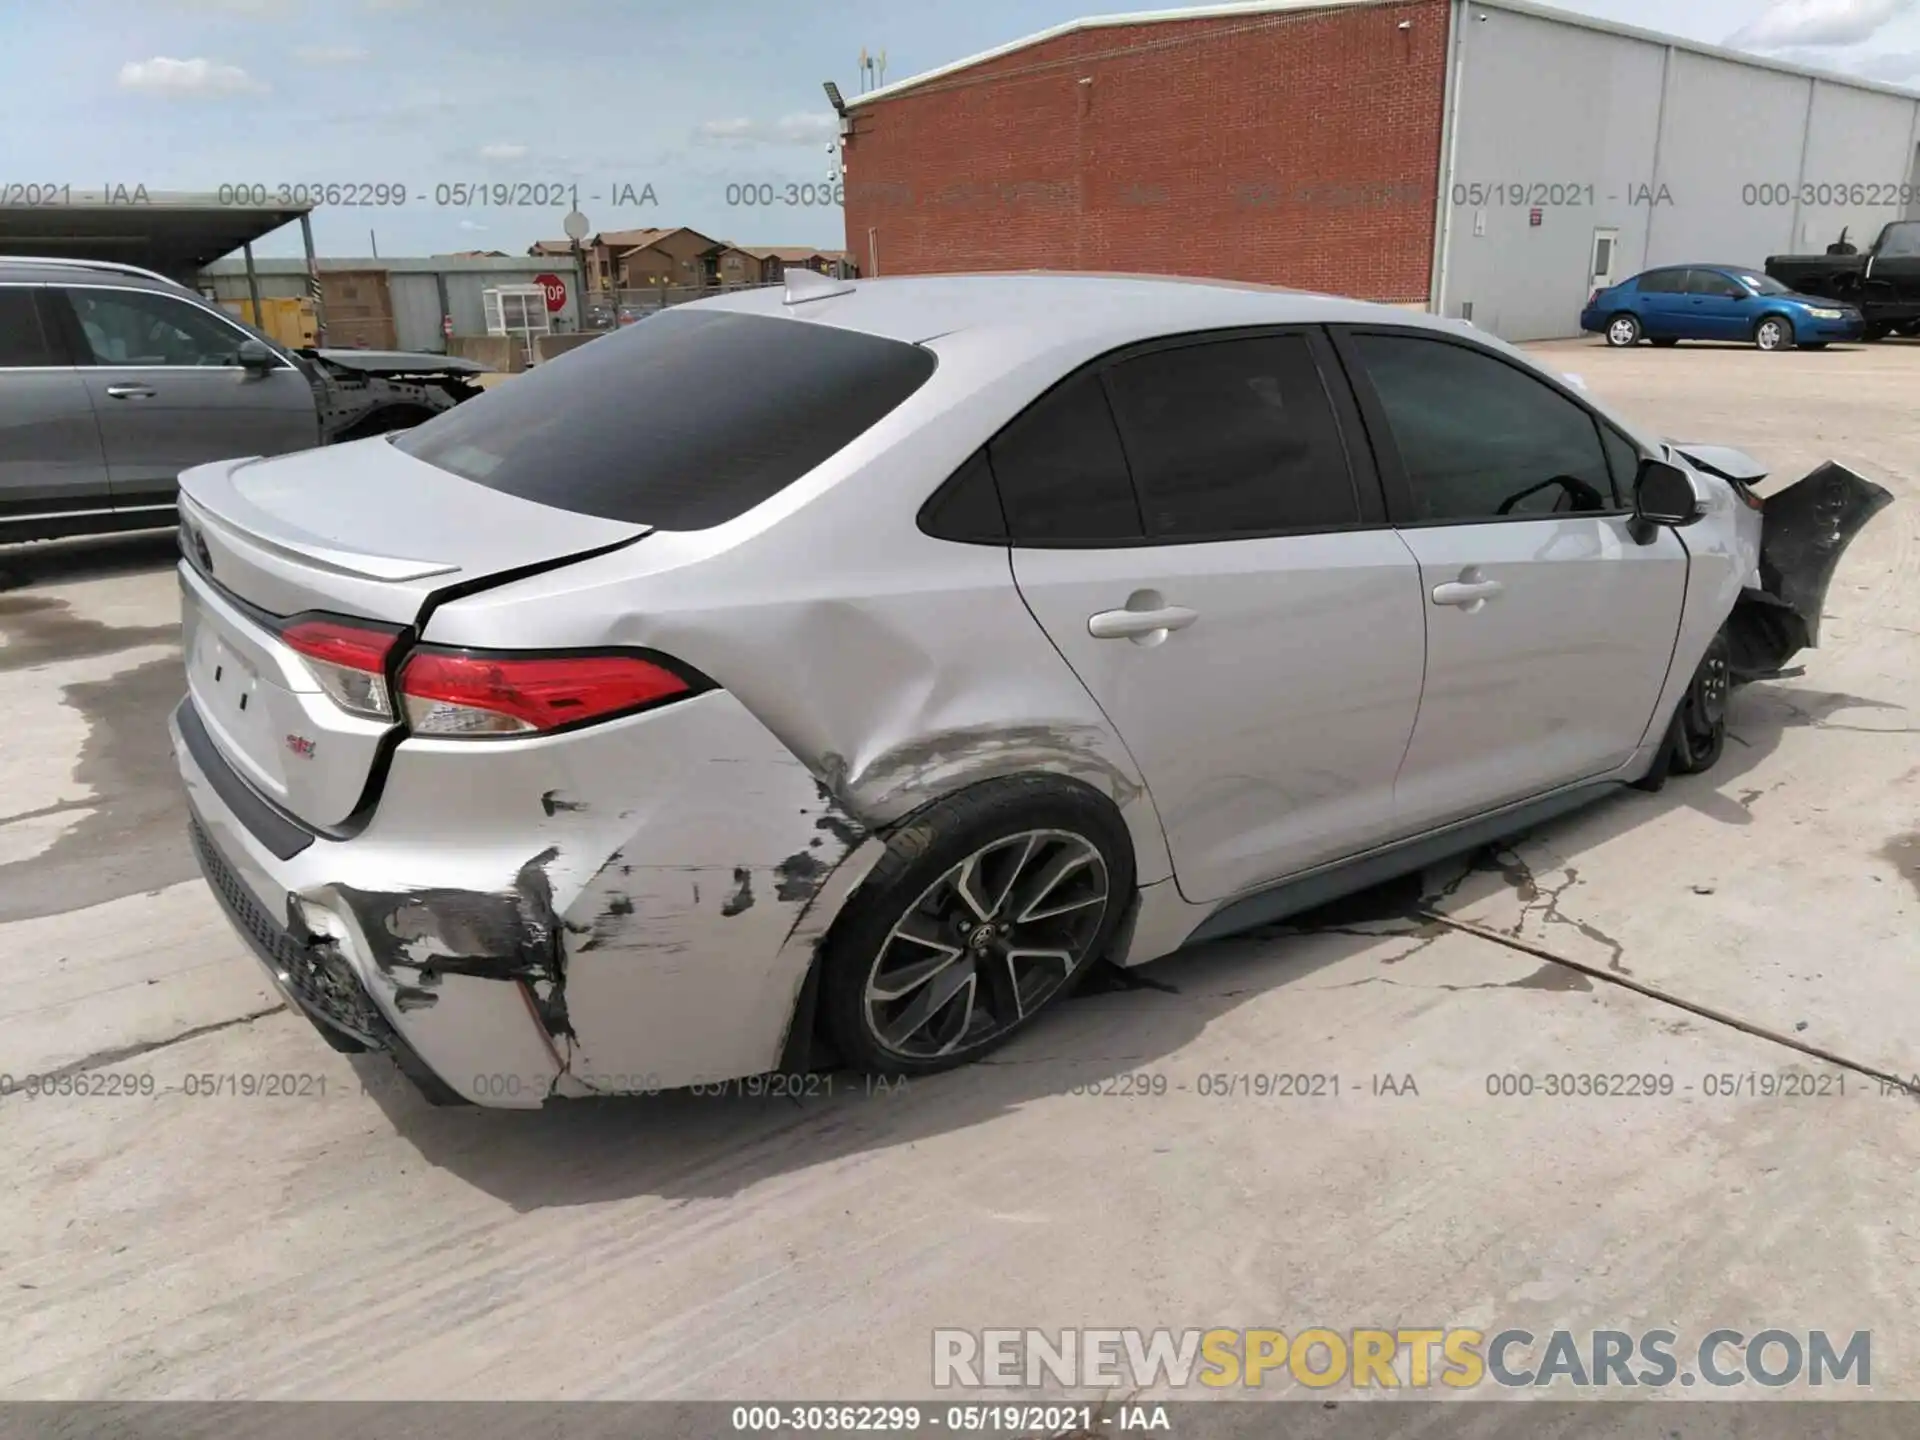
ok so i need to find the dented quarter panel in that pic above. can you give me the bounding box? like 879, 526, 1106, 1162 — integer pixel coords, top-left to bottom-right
418, 331, 1179, 889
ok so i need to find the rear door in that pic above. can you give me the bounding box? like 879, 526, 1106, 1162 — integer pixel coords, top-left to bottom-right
1000, 327, 1425, 905
0, 284, 112, 527
1333, 327, 1688, 832
1682, 267, 1753, 340
1633, 268, 1692, 337
50, 283, 319, 512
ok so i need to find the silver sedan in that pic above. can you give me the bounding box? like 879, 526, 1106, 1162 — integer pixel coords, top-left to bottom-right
169, 272, 1890, 1108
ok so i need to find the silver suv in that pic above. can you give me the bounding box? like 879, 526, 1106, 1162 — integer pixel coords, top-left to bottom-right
0, 257, 486, 544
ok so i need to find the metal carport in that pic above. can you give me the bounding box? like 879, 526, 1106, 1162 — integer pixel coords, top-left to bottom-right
0, 189, 327, 340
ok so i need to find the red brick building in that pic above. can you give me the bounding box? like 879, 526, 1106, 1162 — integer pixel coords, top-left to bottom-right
839, 0, 1449, 304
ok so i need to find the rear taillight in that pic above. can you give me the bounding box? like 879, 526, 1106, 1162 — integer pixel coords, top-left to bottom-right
398, 649, 698, 737
1588, 289, 1600, 306
280, 617, 401, 721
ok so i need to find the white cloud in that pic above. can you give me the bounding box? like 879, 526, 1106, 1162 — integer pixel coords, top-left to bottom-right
1729, 0, 1915, 49
1761, 41, 1920, 76
117, 56, 269, 96
695, 112, 838, 146
293, 44, 367, 63
459, 220, 489, 232
478, 142, 529, 161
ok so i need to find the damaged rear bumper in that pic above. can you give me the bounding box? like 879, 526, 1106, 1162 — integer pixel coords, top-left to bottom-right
1726, 460, 1894, 679
171, 687, 882, 1109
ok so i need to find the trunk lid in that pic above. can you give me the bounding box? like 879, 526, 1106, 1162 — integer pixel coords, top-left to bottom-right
176, 437, 646, 830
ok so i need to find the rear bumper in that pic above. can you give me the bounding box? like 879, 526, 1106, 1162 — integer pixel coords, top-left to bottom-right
171, 688, 887, 1108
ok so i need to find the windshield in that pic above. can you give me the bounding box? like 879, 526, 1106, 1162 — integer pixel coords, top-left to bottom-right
1735, 272, 1792, 295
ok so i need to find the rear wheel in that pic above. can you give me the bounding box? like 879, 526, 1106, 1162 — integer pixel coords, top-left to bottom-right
1754, 316, 1795, 351
1605, 314, 1642, 347
819, 777, 1133, 1077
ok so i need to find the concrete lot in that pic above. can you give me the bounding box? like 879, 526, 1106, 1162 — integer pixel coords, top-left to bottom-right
0, 337, 1916, 1404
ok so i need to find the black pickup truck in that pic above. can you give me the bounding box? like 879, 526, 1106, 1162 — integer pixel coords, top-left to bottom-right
1766, 220, 1920, 338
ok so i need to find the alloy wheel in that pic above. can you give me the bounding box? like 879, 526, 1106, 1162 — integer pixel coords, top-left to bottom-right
863, 829, 1111, 1060
1756, 319, 1788, 350
1607, 317, 1639, 346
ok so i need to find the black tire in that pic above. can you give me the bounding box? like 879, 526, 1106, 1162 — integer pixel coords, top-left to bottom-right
1669, 630, 1732, 775
818, 776, 1135, 1078
1650, 338, 1680, 348
1604, 313, 1642, 347
1753, 315, 1795, 352
1864, 322, 1893, 342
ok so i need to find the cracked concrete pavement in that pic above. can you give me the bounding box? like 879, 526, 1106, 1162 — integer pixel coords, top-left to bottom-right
0, 340, 1916, 1403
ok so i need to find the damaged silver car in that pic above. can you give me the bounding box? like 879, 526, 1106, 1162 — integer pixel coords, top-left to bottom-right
169, 270, 1891, 1108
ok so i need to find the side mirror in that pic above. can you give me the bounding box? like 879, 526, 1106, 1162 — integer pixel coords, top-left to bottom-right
237, 338, 276, 374
1629, 458, 1704, 543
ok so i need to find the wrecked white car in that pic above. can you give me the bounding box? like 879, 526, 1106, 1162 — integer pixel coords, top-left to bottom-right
168, 272, 1891, 1107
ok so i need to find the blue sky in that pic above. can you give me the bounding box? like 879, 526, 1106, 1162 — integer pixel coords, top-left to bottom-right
8, 0, 1920, 259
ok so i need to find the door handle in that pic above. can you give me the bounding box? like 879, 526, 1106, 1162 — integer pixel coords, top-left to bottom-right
104, 384, 156, 399
1088, 603, 1198, 641
1431, 575, 1505, 609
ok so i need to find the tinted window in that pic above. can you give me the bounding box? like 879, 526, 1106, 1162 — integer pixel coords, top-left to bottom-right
988, 371, 1142, 543
1879, 224, 1920, 258
1598, 424, 1641, 508
0, 288, 57, 367
1636, 269, 1687, 295
1684, 269, 1744, 298
395, 308, 937, 530
67, 287, 249, 366
1100, 335, 1358, 538
920, 449, 1007, 543
1351, 334, 1614, 522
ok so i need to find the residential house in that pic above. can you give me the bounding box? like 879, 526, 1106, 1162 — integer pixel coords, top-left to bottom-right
612, 228, 728, 291
738, 246, 857, 281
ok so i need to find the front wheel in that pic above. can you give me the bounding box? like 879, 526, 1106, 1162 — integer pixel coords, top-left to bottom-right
818, 777, 1134, 1077
1650, 337, 1680, 348
1671, 630, 1731, 774
1754, 316, 1795, 351
1605, 314, 1642, 347
1864, 322, 1893, 341
1801, 342, 1829, 350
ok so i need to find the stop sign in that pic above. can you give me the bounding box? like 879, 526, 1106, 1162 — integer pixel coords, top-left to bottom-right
533, 272, 567, 312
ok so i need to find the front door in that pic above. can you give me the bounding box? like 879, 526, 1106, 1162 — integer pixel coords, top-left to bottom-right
0, 285, 112, 526
999, 327, 1426, 905
1336, 328, 1689, 830
53, 284, 319, 512
1682, 267, 1754, 341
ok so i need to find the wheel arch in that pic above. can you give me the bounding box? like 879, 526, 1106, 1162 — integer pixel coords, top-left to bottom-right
773, 768, 1150, 1074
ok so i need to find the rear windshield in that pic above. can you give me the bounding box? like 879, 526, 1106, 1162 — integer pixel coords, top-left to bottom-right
393, 307, 937, 530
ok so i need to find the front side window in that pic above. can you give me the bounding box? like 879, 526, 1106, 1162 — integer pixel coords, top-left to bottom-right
65, 287, 250, 367
0, 288, 59, 368
1878, 224, 1920, 258
1684, 269, 1745, 299
1099, 334, 1359, 539
1349, 333, 1615, 523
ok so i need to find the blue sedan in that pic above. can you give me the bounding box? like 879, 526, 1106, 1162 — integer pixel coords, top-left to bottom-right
1581, 264, 1863, 350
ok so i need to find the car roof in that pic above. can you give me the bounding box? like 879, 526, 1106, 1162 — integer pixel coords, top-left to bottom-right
685, 270, 1484, 351
0, 256, 189, 291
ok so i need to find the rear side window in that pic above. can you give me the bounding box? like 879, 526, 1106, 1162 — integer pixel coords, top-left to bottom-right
393, 308, 937, 530
0, 288, 57, 367
1101, 334, 1358, 538
1637, 269, 1687, 295
987, 371, 1142, 543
